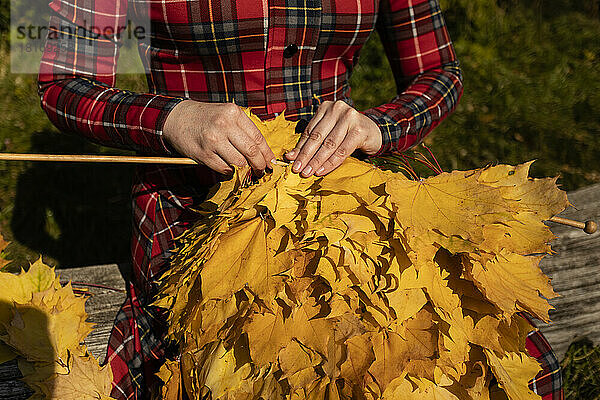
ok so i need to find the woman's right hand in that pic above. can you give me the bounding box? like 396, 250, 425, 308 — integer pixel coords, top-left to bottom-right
163, 100, 275, 175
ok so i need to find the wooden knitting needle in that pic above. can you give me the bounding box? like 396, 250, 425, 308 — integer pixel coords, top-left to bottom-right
549, 216, 597, 234
0, 152, 597, 234
0, 152, 197, 165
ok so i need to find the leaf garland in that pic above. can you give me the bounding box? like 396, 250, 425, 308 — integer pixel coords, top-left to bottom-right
154, 110, 569, 400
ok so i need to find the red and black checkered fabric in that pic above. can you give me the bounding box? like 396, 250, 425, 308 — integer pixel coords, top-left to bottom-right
37, 0, 561, 398
523, 314, 565, 400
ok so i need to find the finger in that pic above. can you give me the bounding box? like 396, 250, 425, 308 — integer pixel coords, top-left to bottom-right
292, 108, 338, 175
228, 133, 269, 172
200, 153, 233, 175
286, 102, 331, 161
315, 127, 364, 176
236, 113, 276, 169
217, 143, 249, 170
300, 118, 348, 178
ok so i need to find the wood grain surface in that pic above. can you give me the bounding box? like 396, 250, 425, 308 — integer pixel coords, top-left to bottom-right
539, 182, 600, 360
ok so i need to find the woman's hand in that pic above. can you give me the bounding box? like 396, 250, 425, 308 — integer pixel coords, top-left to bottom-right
163, 100, 275, 174
285, 100, 382, 177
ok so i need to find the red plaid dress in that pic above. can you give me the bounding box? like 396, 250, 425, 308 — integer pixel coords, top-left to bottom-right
37, 0, 562, 398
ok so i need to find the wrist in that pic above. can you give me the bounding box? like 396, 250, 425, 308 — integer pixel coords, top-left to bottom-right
359, 113, 384, 156
163, 99, 197, 143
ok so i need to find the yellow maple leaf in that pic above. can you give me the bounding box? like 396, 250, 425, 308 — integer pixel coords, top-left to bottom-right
382, 376, 460, 400
199, 218, 288, 304
339, 333, 375, 386
452, 347, 492, 400
465, 251, 557, 321
244, 109, 300, 159
386, 169, 516, 244
156, 359, 183, 400
368, 308, 437, 390
4, 283, 93, 365
0, 258, 61, 330
478, 162, 568, 219
0, 259, 114, 399
200, 342, 255, 400
278, 340, 322, 390
484, 350, 541, 400
43, 354, 113, 400
245, 301, 334, 368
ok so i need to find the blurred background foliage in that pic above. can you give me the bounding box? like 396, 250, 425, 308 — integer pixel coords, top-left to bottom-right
0, 0, 598, 270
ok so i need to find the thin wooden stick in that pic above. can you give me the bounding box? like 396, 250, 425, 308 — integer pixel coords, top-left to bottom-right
2, 152, 597, 235
0, 152, 197, 165
549, 216, 597, 234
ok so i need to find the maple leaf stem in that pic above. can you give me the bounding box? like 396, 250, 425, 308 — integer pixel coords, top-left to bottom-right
420, 143, 444, 174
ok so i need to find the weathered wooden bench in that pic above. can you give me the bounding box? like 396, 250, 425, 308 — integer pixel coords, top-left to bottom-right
0, 263, 127, 398
1, 183, 599, 398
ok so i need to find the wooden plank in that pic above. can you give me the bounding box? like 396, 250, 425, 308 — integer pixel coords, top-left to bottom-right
538, 182, 600, 360
58, 264, 128, 363
0, 360, 33, 400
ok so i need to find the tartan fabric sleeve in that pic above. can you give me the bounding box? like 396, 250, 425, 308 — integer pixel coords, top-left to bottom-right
363, 0, 463, 154
37, 0, 183, 155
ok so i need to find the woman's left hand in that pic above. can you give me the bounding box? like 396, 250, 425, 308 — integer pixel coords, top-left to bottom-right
285, 100, 382, 177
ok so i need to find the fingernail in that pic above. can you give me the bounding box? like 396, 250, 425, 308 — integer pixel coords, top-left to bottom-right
302, 165, 313, 177
288, 149, 296, 157
293, 161, 302, 173
269, 158, 276, 168
316, 166, 325, 175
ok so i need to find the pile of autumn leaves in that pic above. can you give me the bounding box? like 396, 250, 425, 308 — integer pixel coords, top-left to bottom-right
0, 249, 113, 399
153, 111, 569, 400
0, 110, 568, 399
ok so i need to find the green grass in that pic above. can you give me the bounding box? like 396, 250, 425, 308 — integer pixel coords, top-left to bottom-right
562, 338, 600, 400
